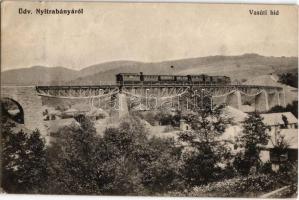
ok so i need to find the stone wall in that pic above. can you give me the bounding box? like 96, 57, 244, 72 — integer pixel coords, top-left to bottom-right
1, 86, 47, 136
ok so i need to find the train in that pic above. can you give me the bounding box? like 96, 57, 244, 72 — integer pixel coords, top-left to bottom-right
116, 72, 231, 85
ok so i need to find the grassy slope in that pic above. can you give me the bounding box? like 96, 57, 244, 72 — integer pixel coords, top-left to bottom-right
2, 54, 297, 86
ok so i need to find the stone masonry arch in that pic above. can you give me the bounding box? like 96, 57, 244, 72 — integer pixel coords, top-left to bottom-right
1, 97, 25, 124
1, 86, 46, 136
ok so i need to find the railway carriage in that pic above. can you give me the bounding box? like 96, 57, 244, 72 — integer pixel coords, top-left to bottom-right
204, 76, 213, 85
211, 76, 219, 85
142, 75, 159, 83
224, 76, 231, 84
176, 76, 189, 83
212, 76, 222, 84
116, 73, 140, 85
159, 75, 176, 83
188, 75, 206, 84
116, 72, 231, 85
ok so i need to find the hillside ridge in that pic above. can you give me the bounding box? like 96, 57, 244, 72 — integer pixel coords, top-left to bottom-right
1, 54, 297, 86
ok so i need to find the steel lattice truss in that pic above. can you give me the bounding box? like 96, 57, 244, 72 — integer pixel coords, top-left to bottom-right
36, 84, 284, 111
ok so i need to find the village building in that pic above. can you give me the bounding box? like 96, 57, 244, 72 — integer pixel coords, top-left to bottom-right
259, 112, 298, 169
261, 112, 298, 130
179, 107, 298, 167
179, 119, 190, 131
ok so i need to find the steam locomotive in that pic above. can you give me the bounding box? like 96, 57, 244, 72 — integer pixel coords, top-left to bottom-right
116, 73, 231, 85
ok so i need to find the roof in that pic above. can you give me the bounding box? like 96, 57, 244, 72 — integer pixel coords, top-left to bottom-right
239, 105, 255, 113
86, 108, 108, 117
64, 108, 78, 113
219, 125, 243, 142
44, 118, 80, 134
116, 73, 139, 75
261, 112, 298, 126
223, 106, 248, 123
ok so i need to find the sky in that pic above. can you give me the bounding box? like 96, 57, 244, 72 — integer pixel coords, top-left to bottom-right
1, 2, 298, 71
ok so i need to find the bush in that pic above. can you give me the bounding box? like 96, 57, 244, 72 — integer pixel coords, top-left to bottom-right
137, 137, 183, 194
163, 125, 175, 132
155, 110, 180, 126
178, 105, 232, 186
188, 174, 282, 197
43, 115, 184, 195
99, 117, 183, 195
278, 73, 298, 88
1, 117, 47, 194
143, 112, 158, 125
267, 101, 298, 118
45, 116, 101, 195
259, 161, 273, 174
235, 113, 270, 175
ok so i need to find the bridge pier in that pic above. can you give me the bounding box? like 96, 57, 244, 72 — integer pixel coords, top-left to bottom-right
278, 92, 281, 106
35, 84, 284, 115
268, 92, 280, 109
111, 92, 129, 119
255, 90, 269, 112
226, 91, 242, 109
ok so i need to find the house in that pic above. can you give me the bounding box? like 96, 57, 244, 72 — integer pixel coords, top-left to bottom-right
270, 129, 298, 162
259, 112, 297, 170
259, 112, 298, 164
179, 119, 191, 131
261, 112, 298, 130
219, 110, 298, 164
260, 128, 298, 171
44, 118, 81, 137
178, 108, 298, 167
86, 108, 109, 120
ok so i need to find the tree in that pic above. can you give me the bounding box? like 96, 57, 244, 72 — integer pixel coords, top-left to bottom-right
234, 113, 270, 175
281, 114, 288, 128
271, 134, 289, 163
267, 101, 298, 118
271, 136, 297, 193
98, 116, 183, 195
155, 110, 175, 126
96, 117, 147, 195
278, 73, 298, 88
268, 105, 286, 113
286, 101, 298, 118
1, 116, 47, 193
46, 115, 183, 195
46, 116, 101, 194
137, 137, 183, 194
178, 105, 232, 186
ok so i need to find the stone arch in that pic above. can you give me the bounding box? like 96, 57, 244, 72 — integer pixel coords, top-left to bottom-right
1, 97, 24, 124
1, 86, 47, 137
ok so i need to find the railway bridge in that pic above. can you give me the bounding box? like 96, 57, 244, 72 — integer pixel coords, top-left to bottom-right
1, 83, 285, 133
36, 83, 285, 116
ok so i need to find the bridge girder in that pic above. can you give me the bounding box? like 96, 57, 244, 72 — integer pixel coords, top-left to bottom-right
36, 84, 284, 112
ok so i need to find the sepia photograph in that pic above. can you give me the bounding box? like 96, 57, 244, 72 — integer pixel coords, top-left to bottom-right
0, 1, 298, 198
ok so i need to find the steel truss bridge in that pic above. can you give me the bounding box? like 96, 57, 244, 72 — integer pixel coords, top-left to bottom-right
36, 83, 285, 115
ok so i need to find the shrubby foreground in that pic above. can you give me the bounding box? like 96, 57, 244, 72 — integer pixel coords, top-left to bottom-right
1, 106, 297, 196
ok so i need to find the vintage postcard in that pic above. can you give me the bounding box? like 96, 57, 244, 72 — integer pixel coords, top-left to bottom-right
1, 1, 298, 197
